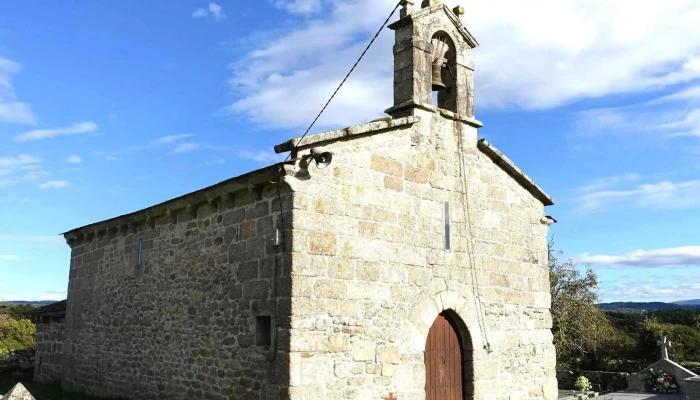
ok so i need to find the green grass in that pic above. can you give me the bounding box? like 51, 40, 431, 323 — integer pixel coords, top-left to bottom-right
0, 375, 125, 400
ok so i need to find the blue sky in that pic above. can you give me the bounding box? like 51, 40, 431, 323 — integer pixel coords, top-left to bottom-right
1, 0, 699, 303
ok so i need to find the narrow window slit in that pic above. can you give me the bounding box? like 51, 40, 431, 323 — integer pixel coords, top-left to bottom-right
137, 238, 143, 265
255, 316, 272, 346
444, 202, 451, 250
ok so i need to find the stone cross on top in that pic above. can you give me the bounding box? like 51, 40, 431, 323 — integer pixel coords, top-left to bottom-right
657, 336, 672, 359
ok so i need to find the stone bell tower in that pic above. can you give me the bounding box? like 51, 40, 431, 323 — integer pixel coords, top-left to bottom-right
385, 0, 479, 119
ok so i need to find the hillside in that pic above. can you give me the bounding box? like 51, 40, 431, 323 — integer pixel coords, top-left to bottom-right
674, 299, 700, 306
598, 301, 700, 311
0, 300, 55, 307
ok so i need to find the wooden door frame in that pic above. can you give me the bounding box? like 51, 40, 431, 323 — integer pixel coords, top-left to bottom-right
425, 309, 474, 399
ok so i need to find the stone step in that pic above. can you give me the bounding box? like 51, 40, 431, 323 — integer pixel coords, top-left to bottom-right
558, 390, 600, 400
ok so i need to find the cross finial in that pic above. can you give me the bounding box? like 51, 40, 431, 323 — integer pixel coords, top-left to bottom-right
657, 336, 672, 359
384, 393, 397, 400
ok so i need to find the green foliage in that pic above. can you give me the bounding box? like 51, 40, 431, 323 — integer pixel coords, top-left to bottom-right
548, 240, 614, 369
549, 240, 700, 373
648, 309, 700, 326
637, 317, 700, 362
575, 376, 591, 391
0, 304, 35, 320
682, 361, 700, 373
0, 318, 36, 356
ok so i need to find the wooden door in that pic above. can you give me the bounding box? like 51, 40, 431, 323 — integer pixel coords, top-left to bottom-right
425, 313, 463, 400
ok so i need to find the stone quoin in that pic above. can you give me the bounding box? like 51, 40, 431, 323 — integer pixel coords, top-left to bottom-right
45, 1, 558, 399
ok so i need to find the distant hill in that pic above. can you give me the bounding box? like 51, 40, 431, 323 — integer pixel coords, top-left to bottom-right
673, 299, 700, 306
0, 300, 56, 307
597, 301, 700, 311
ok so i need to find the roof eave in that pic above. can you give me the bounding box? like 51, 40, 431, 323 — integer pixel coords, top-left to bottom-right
60, 164, 283, 240
477, 139, 554, 207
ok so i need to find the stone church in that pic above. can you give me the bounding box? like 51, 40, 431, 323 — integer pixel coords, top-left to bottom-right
43, 1, 559, 399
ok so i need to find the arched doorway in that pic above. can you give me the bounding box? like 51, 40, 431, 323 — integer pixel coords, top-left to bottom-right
424, 311, 469, 400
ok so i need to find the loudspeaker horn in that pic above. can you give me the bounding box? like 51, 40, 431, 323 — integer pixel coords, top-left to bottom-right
310, 147, 333, 169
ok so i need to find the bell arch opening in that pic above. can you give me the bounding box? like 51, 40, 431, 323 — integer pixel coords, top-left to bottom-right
430, 31, 458, 112
424, 309, 474, 400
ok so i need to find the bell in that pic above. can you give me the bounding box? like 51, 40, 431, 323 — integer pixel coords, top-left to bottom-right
431, 62, 446, 91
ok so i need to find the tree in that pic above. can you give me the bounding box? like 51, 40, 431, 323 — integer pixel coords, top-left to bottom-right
548, 239, 614, 369
0, 304, 34, 320
0, 318, 36, 357
637, 316, 700, 363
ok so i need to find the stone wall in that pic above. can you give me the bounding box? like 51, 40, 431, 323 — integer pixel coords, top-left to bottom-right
685, 376, 700, 400
61, 186, 292, 400
283, 107, 557, 400
34, 318, 65, 382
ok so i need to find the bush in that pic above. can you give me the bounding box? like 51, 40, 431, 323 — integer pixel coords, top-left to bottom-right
0, 305, 34, 320
0, 318, 36, 357
575, 375, 591, 391
682, 361, 700, 374
638, 318, 700, 362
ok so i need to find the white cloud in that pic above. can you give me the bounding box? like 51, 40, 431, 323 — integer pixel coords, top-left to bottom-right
599, 281, 700, 303
0, 290, 67, 302
23, 169, 50, 181
574, 178, 700, 214
38, 180, 70, 189
0, 255, 20, 261
94, 133, 196, 159
576, 83, 700, 139
192, 3, 226, 21
14, 121, 97, 142
0, 57, 36, 125
192, 8, 208, 18
39, 290, 67, 301
209, 3, 225, 21
0, 154, 42, 176
226, 0, 700, 130
0, 180, 18, 189
0, 235, 65, 246
657, 109, 700, 138
67, 155, 82, 164
197, 157, 226, 167
0, 154, 41, 170
168, 142, 230, 155
577, 246, 700, 267
171, 142, 202, 154
575, 173, 640, 193
150, 134, 194, 146
238, 150, 284, 164
275, 0, 322, 15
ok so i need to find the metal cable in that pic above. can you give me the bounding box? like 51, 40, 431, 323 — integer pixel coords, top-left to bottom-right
282, 0, 403, 163
269, 4, 403, 349
456, 122, 492, 353
273, 0, 403, 235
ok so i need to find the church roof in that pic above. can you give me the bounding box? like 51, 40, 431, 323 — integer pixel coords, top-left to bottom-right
274, 115, 552, 207
29, 299, 67, 320
60, 164, 280, 241
478, 139, 553, 206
